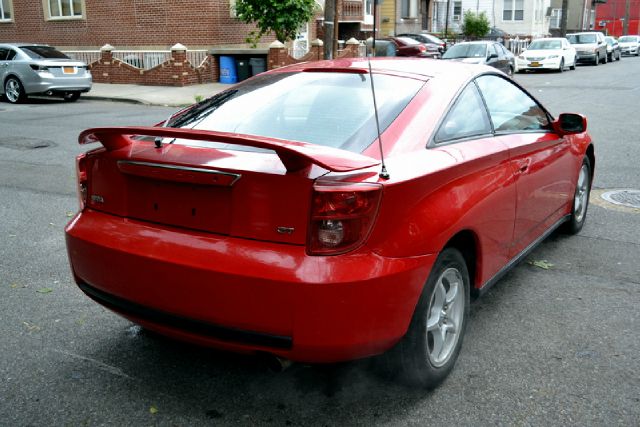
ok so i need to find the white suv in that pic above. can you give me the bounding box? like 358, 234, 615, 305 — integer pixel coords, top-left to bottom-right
566, 32, 608, 65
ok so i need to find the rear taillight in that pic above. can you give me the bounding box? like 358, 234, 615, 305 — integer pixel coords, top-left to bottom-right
76, 153, 88, 209
307, 182, 382, 255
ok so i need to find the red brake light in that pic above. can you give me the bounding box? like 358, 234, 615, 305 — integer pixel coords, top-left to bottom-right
76, 153, 88, 209
307, 182, 382, 255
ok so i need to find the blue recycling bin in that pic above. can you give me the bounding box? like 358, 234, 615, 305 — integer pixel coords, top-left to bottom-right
219, 55, 238, 84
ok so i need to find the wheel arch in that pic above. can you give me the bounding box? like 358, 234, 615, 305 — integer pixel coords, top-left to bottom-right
442, 230, 480, 291
585, 143, 595, 182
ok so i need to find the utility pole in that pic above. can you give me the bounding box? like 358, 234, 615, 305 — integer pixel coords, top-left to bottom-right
444, 0, 451, 36
323, 0, 336, 59
560, 0, 569, 36
333, 0, 340, 57
623, 0, 630, 34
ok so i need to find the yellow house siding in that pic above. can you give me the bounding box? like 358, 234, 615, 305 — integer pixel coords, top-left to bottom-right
380, 1, 396, 36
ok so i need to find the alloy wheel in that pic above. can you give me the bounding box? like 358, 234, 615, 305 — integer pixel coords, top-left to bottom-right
5, 78, 22, 103
426, 267, 465, 367
574, 163, 590, 223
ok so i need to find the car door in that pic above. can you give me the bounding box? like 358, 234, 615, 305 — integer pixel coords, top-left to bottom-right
431, 81, 517, 281
475, 74, 575, 257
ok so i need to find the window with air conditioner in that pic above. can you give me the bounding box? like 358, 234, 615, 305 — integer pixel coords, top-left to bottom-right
453, 1, 461, 21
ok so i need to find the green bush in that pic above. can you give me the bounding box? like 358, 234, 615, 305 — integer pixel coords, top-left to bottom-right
461, 10, 490, 39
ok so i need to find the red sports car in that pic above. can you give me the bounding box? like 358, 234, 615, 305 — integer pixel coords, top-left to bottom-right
65, 58, 594, 388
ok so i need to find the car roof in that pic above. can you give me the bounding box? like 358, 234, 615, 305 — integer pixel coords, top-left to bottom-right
531, 37, 566, 41
269, 57, 497, 86
453, 41, 494, 45
0, 43, 52, 48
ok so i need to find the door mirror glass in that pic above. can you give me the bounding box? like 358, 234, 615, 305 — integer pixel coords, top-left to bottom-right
555, 113, 587, 135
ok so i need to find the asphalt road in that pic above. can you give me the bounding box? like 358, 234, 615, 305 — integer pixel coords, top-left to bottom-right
1, 58, 639, 426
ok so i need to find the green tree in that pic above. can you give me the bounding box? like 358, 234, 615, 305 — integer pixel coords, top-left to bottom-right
234, 0, 317, 46
461, 10, 491, 39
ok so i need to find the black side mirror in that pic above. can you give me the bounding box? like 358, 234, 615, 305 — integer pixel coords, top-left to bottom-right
554, 113, 587, 135
488, 53, 498, 60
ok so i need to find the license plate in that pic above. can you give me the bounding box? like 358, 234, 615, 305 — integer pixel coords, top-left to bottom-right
63, 66, 76, 74
530, 61, 541, 67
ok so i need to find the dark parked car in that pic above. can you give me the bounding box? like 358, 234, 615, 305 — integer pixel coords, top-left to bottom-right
398, 33, 447, 54
442, 41, 515, 76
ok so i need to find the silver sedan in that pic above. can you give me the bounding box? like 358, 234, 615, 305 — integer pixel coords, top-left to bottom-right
0, 43, 92, 103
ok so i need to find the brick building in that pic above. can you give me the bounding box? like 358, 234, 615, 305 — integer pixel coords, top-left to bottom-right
0, 0, 277, 50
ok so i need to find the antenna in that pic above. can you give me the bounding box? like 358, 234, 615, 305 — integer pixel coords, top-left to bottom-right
368, 1, 389, 180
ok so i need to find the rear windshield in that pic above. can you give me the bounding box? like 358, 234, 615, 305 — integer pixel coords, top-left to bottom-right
442, 43, 487, 59
21, 46, 70, 59
567, 34, 596, 44
167, 71, 424, 153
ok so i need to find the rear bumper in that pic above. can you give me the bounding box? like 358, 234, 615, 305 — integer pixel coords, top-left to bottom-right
24, 74, 92, 95
65, 209, 435, 362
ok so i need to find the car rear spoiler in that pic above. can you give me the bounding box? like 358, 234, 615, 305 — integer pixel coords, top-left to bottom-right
79, 126, 380, 173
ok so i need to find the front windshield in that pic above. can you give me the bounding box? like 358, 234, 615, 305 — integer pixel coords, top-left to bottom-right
167, 72, 424, 153
619, 36, 636, 43
567, 34, 597, 44
605, 38, 614, 46
442, 43, 487, 59
528, 40, 562, 50
21, 46, 70, 59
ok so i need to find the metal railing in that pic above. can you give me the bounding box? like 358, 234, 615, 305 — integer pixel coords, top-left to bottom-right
186, 50, 209, 67
112, 50, 171, 70
62, 50, 101, 65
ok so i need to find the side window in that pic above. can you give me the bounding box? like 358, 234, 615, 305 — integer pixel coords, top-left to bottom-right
435, 83, 491, 143
0, 48, 7, 60
476, 75, 550, 132
6, 48, 16, 60
491, 44, 499, 57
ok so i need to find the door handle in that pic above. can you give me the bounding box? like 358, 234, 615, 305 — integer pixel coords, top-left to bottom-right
516, 159, 530, 174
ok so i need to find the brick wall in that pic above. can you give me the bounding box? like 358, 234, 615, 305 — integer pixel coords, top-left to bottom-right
0, 0, 273, 49
90, 46, 215, 86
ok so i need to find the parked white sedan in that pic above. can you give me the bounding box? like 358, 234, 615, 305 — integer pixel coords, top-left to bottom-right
618, 35, 640, 56
517, 38, 577, 72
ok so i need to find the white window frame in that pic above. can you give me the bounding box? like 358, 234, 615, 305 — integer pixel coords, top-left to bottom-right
453, 1, 462, 21
43, 0, 85, 20
0, 0, 13, 22
550, 8, 562, 29
503, 0, 524, 21
401, 0, 419, 19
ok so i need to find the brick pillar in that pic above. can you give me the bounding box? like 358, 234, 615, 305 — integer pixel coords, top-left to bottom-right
310, 39, 324, 61
99, 44, 114, 83
171, 43, 188, 87
210, 54, 220, 82
343, 38, 362, 58
268, 40, 287, 70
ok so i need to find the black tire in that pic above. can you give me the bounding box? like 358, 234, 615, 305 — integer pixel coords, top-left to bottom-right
561, 156, 592, 235
617, 51, 621, 61
608, 52, 613, 62
558, 59, 564, 73
4, 76, 26, 104
381, 248, 470, 388
635, 49, 639, 57
63, 91, 81, 102
570, 59, 576, 70
602, 51, 607, 64
593, 54, 599, 66
507, 66, 514, 77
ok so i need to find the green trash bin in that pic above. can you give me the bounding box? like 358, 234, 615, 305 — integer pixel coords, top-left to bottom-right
249, 57, 266, 76
235, 58, 251, 82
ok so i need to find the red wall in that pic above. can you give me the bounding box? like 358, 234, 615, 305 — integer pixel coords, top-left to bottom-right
596, 0, 640, 36
0, 0, 273, 48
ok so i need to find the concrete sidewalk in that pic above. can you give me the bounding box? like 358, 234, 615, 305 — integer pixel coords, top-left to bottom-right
84, 82, 231, 107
